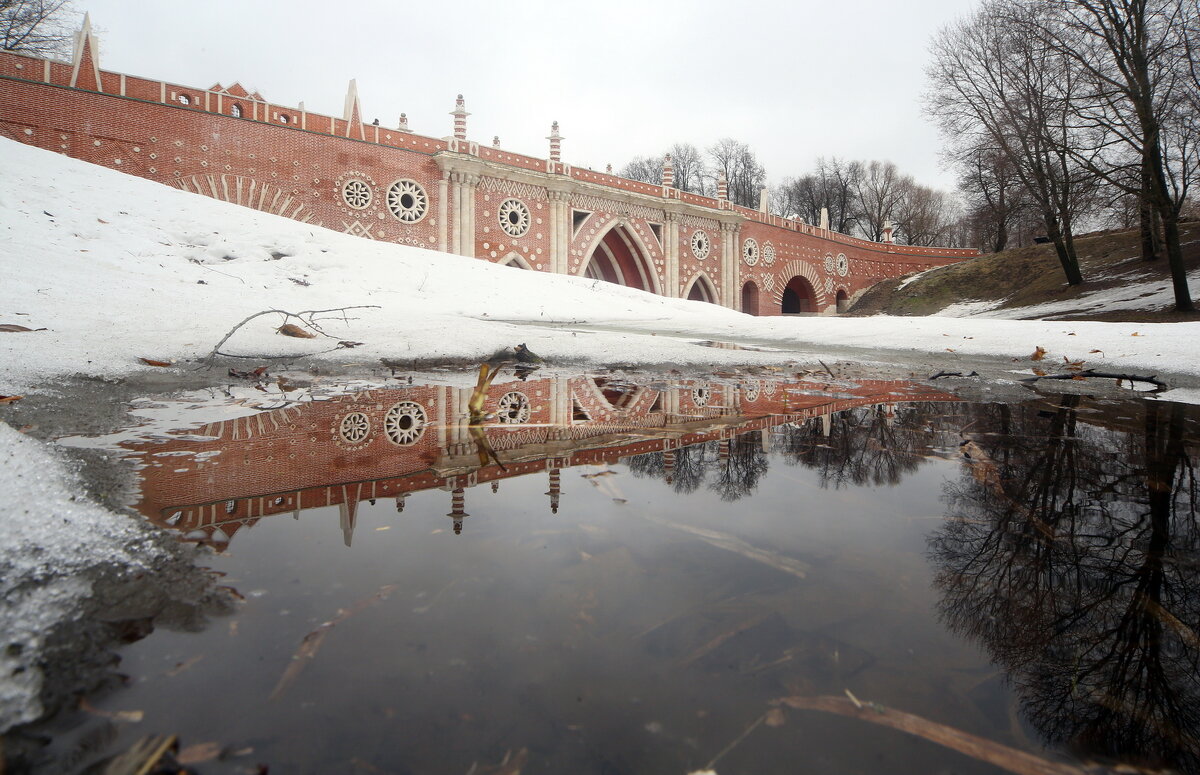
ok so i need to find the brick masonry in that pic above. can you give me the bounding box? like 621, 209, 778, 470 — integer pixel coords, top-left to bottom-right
0, 18, 978, 315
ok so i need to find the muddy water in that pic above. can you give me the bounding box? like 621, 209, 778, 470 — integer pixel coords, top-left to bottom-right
14, 373, 1200, 774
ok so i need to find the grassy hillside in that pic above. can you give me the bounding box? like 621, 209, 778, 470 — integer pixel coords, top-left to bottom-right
849, 222, 1200, 321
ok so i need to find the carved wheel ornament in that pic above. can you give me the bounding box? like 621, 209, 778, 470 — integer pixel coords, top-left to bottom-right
762, 242, 776, 266
386, 179, 428, 223
692, 385, 711, 407
339, 412, 371, 445
823, 254, 836, 274
497, 391, 531, 424
384, 401, 427, 446
341, 179, 372, 209
498, 198, 531, 238
742, 381, 761, 402
742, 238, 759, 266
690, 230, 710, 260
837, 253, 850, 277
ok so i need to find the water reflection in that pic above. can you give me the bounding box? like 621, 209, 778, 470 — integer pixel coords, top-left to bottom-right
128, 375, 953, 549
930, 398, 1200, 772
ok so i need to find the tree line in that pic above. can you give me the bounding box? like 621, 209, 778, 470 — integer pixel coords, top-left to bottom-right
620, 142, 968, 248
926, 0, 1197, 310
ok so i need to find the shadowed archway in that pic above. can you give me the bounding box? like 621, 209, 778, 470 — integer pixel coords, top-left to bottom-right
684, 273, 719, 305
836, 288, 850, 313
581, 224, 658, 293
741, 281, 759, 315
782, 276, 817, 313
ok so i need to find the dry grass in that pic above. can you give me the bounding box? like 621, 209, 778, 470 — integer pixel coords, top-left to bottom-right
849, 222, 1200, 322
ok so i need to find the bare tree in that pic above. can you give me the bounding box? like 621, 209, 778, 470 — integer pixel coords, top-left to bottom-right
893, 181, 961, 246
956, 143, 1034, 252
619, 154, 663, 186
1043, 0, 1196, 310
707, 138, 766, 208
927, 0, 1096, 285
854, 160, 910, 242
667, 142, 710, 196
0, 0, 75, 57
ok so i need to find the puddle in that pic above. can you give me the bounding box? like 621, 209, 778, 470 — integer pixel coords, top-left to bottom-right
7, 371, 1200, 774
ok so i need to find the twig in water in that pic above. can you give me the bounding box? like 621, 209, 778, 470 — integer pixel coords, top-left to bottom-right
205, 306, 380, 362
1019, 369, 1167, 391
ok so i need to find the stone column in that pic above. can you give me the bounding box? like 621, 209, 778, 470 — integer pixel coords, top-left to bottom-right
663, 211, 681, 297
720, 222, 740, 309
449, 172, 478, 258
547, 190, 571, 274
437, 173, 449, 253
449, 173, 463, 255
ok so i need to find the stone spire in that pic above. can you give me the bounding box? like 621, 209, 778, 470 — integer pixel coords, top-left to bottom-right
451, 94, 469, 141
447, 487, 468, 534
759, 187, 769, 213
546, 468, 561, 514
343, 79, 364, 139
70, 13, 103, 91
397, 113, 411, 133
547, 121, 562, 163
717, 172, 728, 202
662, 154, 675, 188
882, 219, 895, 243
819, 207, 830, 231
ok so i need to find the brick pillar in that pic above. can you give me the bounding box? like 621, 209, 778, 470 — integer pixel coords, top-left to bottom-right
546, 468, 561, 514
663, 211, 680, 297
447, 487, 468, 534
547, 121, 562, 163
662, 154, 674, 189
717, 172, 728, 202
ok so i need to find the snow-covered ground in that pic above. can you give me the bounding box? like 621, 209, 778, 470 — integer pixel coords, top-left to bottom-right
2, 137, 1199, 396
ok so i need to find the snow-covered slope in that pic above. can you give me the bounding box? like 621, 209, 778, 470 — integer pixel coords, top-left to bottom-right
2, 137, 1199, 392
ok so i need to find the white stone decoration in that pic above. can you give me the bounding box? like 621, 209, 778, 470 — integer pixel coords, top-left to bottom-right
742, 381, 761, 402
691, 230, 711, 260
762, 381, 777, 396
386, 179, 428, 223
837, 253, 850, 277
823, 253, 836, 274
742, 238, 759, 266
762, 241, 776, 266
824, 277, 835, 294
497, 391, 531, 424
339, 412, 371, 444
761, 274, 775, 293
341, 179, 372, 209
692, 385, 711, 407
384, 401, 427, 446
498, 198, 531, 238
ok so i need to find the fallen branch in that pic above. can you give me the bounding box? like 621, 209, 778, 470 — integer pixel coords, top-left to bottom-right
930, 370, 979, 379
1019, 369, 1167, 391
775, 695, 1090, 775
206, 306, 380, 362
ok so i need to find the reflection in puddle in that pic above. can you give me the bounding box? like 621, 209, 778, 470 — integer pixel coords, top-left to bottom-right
22, 373, 1200, 774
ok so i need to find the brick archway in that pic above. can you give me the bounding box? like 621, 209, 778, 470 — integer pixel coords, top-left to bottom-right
580, 223, 660, 294
782, 276, 818, 313
741, 280, 759, 315
684, 272, 719, 304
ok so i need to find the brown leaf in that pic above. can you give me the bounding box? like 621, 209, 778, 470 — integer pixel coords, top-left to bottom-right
1030, 346, 1047, 361
1032, 368, 1046, 377
139, 357, 173, 367
764, 707, 787, 727
1131, 332, 1142, 336
0, 324, 35, 332
177, 742, 223, 764
945, 348, 955, 352
277, 322, 315, 338
1071, 375, 1088, 381
97, 218, 109, 224
0, 395, 23, 404
1089, 349, 1103, 354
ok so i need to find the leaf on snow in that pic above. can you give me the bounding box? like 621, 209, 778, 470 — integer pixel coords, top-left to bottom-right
1030, 346, 1047, 361
0, 324, 39, 332
139, 357, 173, 367
0, 395, 23, 403
277, 323, 316, 338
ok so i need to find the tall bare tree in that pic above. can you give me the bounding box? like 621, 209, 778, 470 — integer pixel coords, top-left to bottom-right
667, 142, 710, 196
854, 160, 910, 242
619, 154, 663, 186
0, 0, 75, 57
707, 138, 766, 208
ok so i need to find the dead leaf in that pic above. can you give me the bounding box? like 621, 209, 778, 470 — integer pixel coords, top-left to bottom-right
79, 697, 143, 722
764, 707, 786, 727
97, 218, 109, 224
1131, 332, 1142, 336
1071, 375, 1088, 381
1032, 368, 1046, 377
945, 348, 955, 352
139, 357, 173, 367
277, 322, 316, 338
1089, 349, 1103, 354
1030, 346, 1047, 361
0, 324, 39, 332
0, 395, 23, 404
337, 340, 363, 349
177, 742, 223, 765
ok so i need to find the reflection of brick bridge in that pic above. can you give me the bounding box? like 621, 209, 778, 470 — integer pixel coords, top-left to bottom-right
127, 375, 956, 548
0, 18, 976, 315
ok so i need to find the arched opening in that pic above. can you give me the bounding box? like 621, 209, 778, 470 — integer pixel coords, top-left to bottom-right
782, 276, 817, 313
741, 281, 759, 315
231, 103, 243, 118
684, 274, 718, 304
582, 225, 657, 293
499, 252, 533, 270
836, 289, 850, 313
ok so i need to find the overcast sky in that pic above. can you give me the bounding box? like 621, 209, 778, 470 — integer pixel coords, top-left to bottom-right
78, 0, 977, 192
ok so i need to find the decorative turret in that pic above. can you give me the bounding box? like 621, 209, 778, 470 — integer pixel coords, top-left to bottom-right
663, 448, 676, 485
451, 94, 469, 141
447, 487, 468, 534
759, 187, 769, 213
662, 154, 675, 189
882, 219, 895, 244
397, 113, 412, 133
395, 493, 408, 512
717, 172, 728, 202
343, 79, 364, 139
545, 468, 561, 514
70, 13, 103, 91
819, 207, 830, 231
493, 135, 501, 148
606, 163, 612, 174
547, 121, 562, 163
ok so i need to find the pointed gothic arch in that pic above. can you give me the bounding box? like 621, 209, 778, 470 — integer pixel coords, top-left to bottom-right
684, 272, 719, 305
499, 252, 533, 269
579, 222, 661, 295
741, 280, 760, 315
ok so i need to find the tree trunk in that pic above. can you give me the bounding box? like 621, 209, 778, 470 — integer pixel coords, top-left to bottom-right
1160, 206, 1194, 311
994, 219, 1008, 253
1044, 212, 1083, 285
1139, 167, 1161, 261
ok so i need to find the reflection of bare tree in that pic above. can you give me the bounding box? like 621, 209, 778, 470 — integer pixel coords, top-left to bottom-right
708, 431, 770, 502
776, 403, 943, 488
931, 399, 1200, 772
624, 432, 768, 501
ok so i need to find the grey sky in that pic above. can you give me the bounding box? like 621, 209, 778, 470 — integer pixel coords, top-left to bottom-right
79, 0, 975, 192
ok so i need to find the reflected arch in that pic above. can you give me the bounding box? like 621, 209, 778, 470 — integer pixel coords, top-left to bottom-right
579, 223, 660, 294
683, 273, 719, 305
836, 288, 850, 313
782, 276, 817, 313
741, 281, 759, 315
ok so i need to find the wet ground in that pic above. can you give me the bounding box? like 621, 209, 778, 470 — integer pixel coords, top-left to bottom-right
2, 368, 1198, 774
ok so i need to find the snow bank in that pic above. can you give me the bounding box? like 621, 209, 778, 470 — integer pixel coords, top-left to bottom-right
1, 137, 1199, 392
